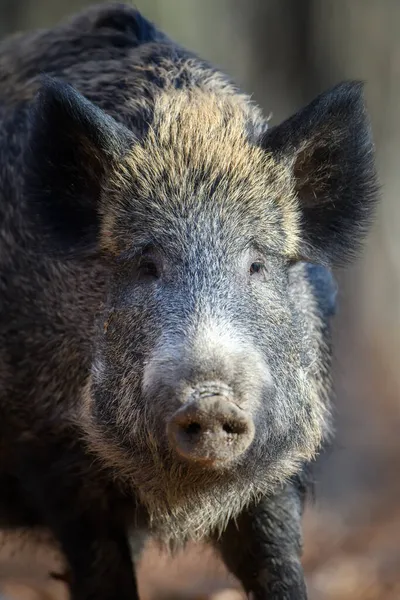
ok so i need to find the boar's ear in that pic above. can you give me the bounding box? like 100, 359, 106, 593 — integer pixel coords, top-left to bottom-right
262, 81, 379, 266
25, 76, 135, 257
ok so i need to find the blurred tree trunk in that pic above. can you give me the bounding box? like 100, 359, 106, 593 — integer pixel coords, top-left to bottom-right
0, 0, 22, 36
303, 0, 400, 515
0, 0, 96, 33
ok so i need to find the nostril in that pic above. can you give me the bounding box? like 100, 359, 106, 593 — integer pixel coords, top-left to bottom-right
222, 420, 249, 436
184, 420, 242, 437
185, 422, 202, 436
222, 422, 235, 435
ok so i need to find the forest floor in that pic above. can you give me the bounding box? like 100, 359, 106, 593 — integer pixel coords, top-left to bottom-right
2, 496, 400, 600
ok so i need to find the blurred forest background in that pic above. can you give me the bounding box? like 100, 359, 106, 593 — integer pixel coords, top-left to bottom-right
1, 1, 400, 599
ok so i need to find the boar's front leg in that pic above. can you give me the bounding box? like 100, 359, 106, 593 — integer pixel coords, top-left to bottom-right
216, 474, 309, 599
16, 447, 140, 600
49, 522, 139, 600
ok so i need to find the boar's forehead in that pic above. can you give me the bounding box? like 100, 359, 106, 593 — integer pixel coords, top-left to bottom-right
104, 89, 300, 257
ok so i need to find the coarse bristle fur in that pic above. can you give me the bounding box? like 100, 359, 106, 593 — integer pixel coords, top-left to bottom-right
0, 3, 378, 599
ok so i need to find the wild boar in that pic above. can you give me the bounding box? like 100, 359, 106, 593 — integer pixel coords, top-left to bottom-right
0, 3, 378, 599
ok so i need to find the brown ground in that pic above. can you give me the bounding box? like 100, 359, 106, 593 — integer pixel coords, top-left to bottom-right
2, 495, 400, 600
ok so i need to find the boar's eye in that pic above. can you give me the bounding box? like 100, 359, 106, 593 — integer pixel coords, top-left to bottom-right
137, 258, 159, 281
249, 262, 264, 276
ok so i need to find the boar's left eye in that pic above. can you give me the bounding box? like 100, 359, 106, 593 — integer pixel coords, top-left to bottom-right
249, 262, 264, 276
138, 259, 159, 281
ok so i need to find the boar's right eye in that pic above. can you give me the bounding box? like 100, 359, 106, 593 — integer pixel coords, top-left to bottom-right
137, 259, 159, 281
250, 262, 263, 275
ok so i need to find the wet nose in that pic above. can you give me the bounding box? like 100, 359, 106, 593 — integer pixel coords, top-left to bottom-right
167, 394, 255, 466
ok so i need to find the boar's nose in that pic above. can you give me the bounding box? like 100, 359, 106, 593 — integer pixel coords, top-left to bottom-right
167, 394, 255, 466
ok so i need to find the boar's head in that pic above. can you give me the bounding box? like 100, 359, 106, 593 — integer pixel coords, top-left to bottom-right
25, 74, 377, 543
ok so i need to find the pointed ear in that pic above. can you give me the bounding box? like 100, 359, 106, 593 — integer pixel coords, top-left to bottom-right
262, 81, 379, 266
25, 77, 135, 257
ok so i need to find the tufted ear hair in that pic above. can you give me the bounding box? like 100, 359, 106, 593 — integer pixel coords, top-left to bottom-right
262, 81, 379, 266
25, 76, 135, 257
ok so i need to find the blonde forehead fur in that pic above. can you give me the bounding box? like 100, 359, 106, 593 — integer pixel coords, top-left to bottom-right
107, 87, 301, 256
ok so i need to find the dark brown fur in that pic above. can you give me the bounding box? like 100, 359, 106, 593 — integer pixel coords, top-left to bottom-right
0, 4, 377, 600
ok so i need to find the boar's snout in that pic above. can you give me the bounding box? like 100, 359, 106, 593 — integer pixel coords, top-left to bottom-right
167, 387, 255, 466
